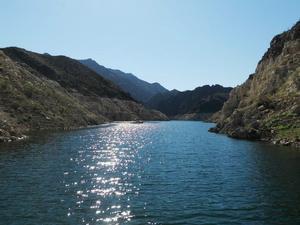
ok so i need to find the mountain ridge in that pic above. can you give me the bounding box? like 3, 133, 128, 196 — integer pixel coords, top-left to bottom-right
0, 47, 167, 142
79, 58, 168, 103
147, 84, 232, 120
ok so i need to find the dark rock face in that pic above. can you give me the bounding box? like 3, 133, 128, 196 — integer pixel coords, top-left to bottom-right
0, 47, 167, 142
79, 59, 168, 103
211, 21, 300, 147
146, 85, 232, 120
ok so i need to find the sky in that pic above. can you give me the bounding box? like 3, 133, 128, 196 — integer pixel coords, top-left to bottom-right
0, 0, 299, 91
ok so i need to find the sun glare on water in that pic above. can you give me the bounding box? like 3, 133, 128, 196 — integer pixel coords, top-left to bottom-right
62, 122, 157, 224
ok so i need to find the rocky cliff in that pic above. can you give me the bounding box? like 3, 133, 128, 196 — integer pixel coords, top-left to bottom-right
0, 47, 167, 142
147, 85, 232, 120
210, 21, 300, 147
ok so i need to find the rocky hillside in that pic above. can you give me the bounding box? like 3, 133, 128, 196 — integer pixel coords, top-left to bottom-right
0, 47, 167, 142
210, 21, 300, 147
146, 85, 232, 120
79, 58, 168, 103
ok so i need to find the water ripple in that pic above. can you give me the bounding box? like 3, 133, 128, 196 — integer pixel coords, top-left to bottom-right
62, 122, 157, 224
1, 121, 300, 225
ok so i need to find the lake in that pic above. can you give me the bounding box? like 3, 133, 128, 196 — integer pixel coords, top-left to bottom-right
0, 121, 300, 225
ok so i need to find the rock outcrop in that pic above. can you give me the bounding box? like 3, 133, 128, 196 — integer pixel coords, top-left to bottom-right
0, 47, 167, 142
210, 21, 300, 147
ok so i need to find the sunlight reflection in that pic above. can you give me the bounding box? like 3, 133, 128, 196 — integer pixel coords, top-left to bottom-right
63, 122, 157, 224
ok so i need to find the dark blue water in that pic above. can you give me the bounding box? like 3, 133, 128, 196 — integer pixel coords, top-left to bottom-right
0, 121, 300, 225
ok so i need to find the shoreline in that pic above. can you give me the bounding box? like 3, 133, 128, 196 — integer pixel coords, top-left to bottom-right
209, 127, 300, 149
0, 120, 169, 144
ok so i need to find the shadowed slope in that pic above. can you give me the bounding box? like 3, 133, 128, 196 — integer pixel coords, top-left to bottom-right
79, 58, 168, 103
0, 47, 167, 142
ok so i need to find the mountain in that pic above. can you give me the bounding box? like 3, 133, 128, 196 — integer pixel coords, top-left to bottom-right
0, 47, 167, 142
79, 59, 168, 103
146, 85, 232, 120
210, 21, 300, 147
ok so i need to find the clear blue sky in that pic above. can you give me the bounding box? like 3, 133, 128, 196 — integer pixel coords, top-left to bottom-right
0, 0, 299, 91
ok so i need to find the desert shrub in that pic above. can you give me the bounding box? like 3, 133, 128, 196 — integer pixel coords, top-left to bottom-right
0, 78, 9, 91
23, 82, 35, 98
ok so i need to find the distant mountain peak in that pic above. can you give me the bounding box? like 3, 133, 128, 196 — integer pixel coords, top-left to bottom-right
80, 58, 98, 64
146, 85, 232, 119
79, 58, 168, 103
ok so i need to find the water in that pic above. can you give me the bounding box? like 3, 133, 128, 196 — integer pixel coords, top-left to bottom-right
0, 121, 300, 225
